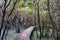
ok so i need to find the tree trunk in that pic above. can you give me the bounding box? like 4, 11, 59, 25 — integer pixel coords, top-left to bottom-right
16, 19, 20, 33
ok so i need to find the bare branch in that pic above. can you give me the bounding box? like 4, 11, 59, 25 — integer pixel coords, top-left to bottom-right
6, 0, 11, 8
8, 0, 17, 18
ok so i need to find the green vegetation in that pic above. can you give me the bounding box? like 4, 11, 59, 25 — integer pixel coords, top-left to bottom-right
0, 0, 60, 40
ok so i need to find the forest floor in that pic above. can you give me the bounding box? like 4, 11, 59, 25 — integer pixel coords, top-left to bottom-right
6, 26, 52, 40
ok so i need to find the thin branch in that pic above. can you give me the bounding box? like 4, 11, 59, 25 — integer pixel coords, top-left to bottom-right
47, 0, 57, 40
8, 0, 17, 18
6, 0, 11, 8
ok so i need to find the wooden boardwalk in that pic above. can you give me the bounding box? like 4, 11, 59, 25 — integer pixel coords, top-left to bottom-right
15, 26, 35, 40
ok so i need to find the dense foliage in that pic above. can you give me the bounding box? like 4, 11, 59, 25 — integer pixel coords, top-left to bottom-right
0, 0, 60, 40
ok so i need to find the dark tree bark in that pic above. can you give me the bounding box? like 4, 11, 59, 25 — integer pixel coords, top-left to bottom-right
15, 18, 20, 33
47, 0, 57, 40
37, 0, 41, 40
0, 0, 7, 36
0, 0, 18, 40
42, 20, 45, 37
33, 0, 38, 40
1, 24, 7, 40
